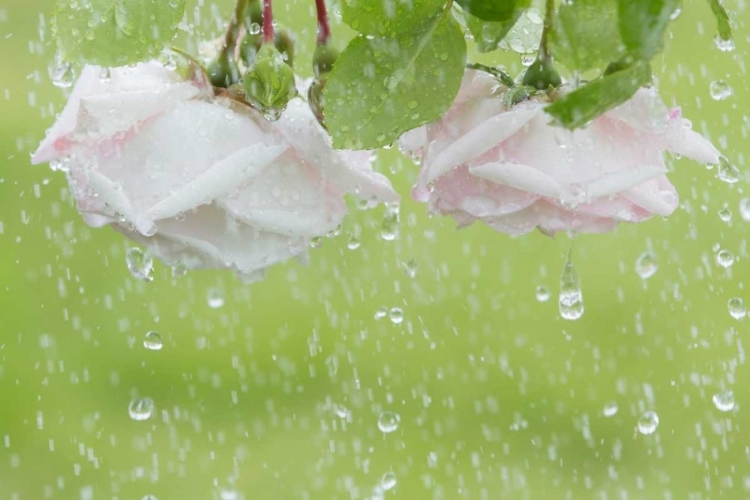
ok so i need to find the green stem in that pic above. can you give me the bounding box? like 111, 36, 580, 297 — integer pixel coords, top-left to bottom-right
222, 0, 248, 56
538, 0, 555, 64
521, 0, 561, 90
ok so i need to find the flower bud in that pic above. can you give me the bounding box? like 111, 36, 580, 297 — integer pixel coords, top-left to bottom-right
240, 33, 263, 67
521, 58, 562, 91
243, 44, 298, 120
207, 51, 241, 88
307, 77, 326, 127
312, 42, 339, 78
274, 30, 295, 67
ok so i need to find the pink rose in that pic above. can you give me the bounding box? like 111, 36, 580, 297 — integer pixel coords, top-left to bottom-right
399, 70, 721, 236
33, 62, 398, 280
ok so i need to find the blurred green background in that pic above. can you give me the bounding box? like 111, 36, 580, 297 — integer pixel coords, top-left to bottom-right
1, 0, 749, 498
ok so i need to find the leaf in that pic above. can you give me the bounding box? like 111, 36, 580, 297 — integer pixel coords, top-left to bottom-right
545, 61, 651, 129
464, 1, 529, 53
456, 0, 526, 23
707, 0, 732, 41
616, 0, 680, 61
53, 0, 186, 67
323, 14, 466, 150
341, 0, 447, 37
549, 0, 626, 72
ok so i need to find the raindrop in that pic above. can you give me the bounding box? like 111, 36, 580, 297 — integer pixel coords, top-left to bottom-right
636, 411, 659, 435
381, 472, 397, 491
346, 235, 360, 250
126, 247, 154, 282
141, 496, 157, 500
99, 67, 111, 81
709, 80, 733, 100
718, 207, 732, 222
727, 297, 746, 320
389, 307, 404, 325
712, 390, 735, 412
377, 411, 400, 433
559, 253, 584, 320
713, 35, 735, 52
740, 198, 750, 221
374, 306, 388, 320
635, 251, 658, 279
380, 202, 400, 241
143, 331, 163, 351
206, 288, 225, 308
603, 402, 619, 417
716, 157, 740, 184
128, 397, 154, 421
402, 259, 418, 278
535, 285, 550, 302
333, 403, 350, 419
310, 236, 323, 248
171, 262, 187, 278
716, 249, 735, 268
51, 60, 75, 88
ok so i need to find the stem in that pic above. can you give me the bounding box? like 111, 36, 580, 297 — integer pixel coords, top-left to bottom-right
262, 0, 274, 44
314, 0, 331, 45
222, 0, 248, 56
538, 0, 555, 64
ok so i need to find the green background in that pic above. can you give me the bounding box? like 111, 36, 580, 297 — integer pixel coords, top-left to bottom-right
1, 0, 749, 498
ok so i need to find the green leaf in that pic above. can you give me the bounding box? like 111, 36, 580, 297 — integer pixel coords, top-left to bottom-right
456, 0, 526, 23
464, 1, 529, 53
616, 0, 680, 61
323, 14, 467, 150
53, 0, 186, 67
545, 61, 651, 129
341, 0, 447, 36
549, 0, 625, 72
707, 0, 732, 41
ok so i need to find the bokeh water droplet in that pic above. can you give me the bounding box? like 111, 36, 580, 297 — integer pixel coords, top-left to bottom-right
559, 254, 584, 320
603, 402, 619, 417
716, 157, 740, 183
128, 397, 154, 421
333, 403, 350, 419
126, 247, 154, 282
346, 235, 360, 250
171, 262, 187, 278
51, 60, 75, 88
381, 472, 397, 491
380, 202, 400, 241
727, 297, 746, 319
143, 331, 163, 351
636, 411, 659, 435
713, 35, 735, 52
740, 198, 750, 221
709, 80, 733, 100
389, 307, 404, 325
535, 285, 550, 302
716, 249, 735, 268
712, 390, 735, 412
718, 207, 732, 222
402, 259, 418, 278
377, 411, 400, 433
635, 251, 658, 279
206, 288, 225, 308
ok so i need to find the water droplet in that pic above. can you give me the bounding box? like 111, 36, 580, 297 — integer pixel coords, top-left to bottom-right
520, 54, 536, 66
636, 411, 659, 435
740, 198, 750, 221
603, 402, 619, 417
374, 306, 388, 320
718, 207, 732, 222
207, 288, 225, 309
143, 331, 163, 351
310, 236, 323, 248
333, 403, 350, 419
716, 249, 735, 268
727, 297, 746, 320
51, 60, 75, 88
717, 157, 740, 183
712, 390, 735, 412
381, 472, 397, 491
347, 236, 360, 250
128, 397, 154, 421
635, 251, 658, 279
402, 259, 417, 278
141, 496, 157, 500
248, 22, 261, 34
559, 254, 584, 320
389, 307, 404, 325
171, 262, 187, 278
380, 202, 400, 241
126, 248, 153, 282
535, 285, 550, 302
709, 80, 733, 100
713, 35, 735, 52
377, 411, 400, 433
99, 67, 111, 81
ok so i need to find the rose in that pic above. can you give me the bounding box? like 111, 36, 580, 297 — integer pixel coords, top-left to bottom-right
399, 70, 721, 236
32, 61, 398, 281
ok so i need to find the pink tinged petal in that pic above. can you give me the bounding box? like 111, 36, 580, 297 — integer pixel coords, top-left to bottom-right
469, 162, 563, 198
146, 143, 285, 223
326, 150, 399, 204
423, 103, 540, 185
584, 164, 667, 198
85, 170, 135, 225
604, 87, 670, 132
220, 151, 348, 237
623, 177, 679, 216
664, 126, 721, 165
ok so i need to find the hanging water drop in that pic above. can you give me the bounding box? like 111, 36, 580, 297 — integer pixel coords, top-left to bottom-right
636, 411, 659, 435
380, 202, 400, 241
143, 331, 163, 350
559, 253, 584, 320
126, 247, 154, 282
51, 60, 75, 88
635, 251, 658, 279
713, 35, 735, 52
712, 390, 735, 412
377, 411, 400, 433
128, 397, 154, 421
716, 157, 740, 184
